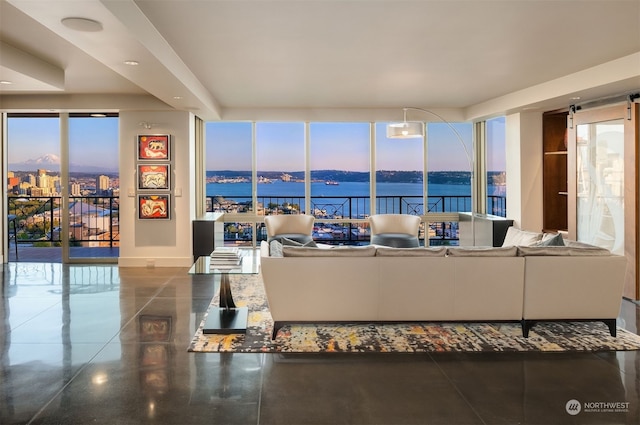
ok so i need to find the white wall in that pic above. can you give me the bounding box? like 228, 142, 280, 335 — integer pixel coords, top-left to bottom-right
118, 110, 195, 267
505, 112, 543, 231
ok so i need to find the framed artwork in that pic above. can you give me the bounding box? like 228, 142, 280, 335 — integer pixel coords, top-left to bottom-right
138, 195, 170, 220
138, 134, 170, 161
138, 164, 170, 190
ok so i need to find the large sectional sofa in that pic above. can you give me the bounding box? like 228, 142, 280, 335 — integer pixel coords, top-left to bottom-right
260, 228, 627, 339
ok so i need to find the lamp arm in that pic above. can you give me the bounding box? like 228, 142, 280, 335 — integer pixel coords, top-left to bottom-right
403, 107, 473, 170
403, 107, 476, 245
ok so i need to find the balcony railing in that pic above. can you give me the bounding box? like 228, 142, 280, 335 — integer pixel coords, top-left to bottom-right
207, 194, 506, 245
8, 196, 120, 249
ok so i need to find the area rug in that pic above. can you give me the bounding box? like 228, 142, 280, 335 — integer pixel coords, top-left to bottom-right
188, 274, 640, 353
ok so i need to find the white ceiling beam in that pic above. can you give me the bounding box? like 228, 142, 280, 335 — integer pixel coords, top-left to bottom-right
0, 41, 64, 91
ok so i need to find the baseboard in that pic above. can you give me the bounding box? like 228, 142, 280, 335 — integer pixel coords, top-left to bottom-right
117, 256, 193, 268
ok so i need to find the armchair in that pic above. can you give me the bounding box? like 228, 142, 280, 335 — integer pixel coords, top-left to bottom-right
264, 214, 315, 244
369, 214, 421, 248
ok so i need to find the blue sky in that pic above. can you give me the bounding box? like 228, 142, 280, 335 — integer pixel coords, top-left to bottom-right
206, 120, 504, 172
8, 116, 119, 171
7, 116, 506, 173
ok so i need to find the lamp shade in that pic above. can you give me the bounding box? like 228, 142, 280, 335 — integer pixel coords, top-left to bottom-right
386, 121, 424, 138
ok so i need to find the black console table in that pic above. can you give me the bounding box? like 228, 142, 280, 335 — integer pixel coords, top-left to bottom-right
192, 212, 225, 261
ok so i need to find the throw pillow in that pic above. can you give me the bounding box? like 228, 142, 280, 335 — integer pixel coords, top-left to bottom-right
281, 237, 318, 248
269, 240, 284, 257
535, 233, 565, 246
502, 227, 543, 247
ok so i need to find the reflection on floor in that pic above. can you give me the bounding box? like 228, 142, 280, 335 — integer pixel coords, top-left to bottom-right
1, 262, 639, 425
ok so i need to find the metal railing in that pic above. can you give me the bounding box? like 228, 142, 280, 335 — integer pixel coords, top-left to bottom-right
207, 194, 507, 245
7, 196, 120, 248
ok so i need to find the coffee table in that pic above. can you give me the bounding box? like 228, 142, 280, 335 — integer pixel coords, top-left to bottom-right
188, 249, 260, 334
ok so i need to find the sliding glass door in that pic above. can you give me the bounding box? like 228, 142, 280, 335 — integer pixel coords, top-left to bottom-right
569, 103, 638, 299
6, 113, 119, 263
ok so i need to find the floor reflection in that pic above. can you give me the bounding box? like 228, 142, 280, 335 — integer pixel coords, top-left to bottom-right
1, 263, 639, 425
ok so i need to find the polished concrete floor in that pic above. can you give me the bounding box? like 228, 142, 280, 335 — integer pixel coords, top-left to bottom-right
1, 262, 639, 425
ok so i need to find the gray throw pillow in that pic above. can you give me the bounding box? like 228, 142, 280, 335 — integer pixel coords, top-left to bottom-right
281, 237, 317, 248
269, 240, 284, 257
535, 233, 565, 246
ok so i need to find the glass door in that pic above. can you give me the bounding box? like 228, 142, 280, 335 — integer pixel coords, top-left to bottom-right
66, 114, 119, 262
6, 113, 119, 263
569, 103, 638, 300
576, 119, 624, 255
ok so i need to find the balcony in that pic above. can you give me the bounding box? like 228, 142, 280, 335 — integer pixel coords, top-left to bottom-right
7, 196, 119, 262
208, 194, 506, 246
5, 194, 506, 261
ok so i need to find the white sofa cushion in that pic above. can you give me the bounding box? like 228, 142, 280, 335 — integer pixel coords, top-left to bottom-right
447, 246, 518, 257
282, 245, 377, 257
502, 227, 543, 247
375, 247, 447, 257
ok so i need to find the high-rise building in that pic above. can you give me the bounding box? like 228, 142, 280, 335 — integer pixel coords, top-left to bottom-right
71, 182, 82, 196
97, 175, 110, 195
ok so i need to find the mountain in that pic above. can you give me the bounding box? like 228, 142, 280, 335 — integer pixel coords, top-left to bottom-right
9, 154, 117, 173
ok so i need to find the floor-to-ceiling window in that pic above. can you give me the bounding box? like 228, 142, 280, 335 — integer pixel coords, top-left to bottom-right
255, 122, 306, 241
426, 122, 473, 245
206, 122, 253, 244
486, 116, 507, 216
206, 119, 499, 247
7, 114, 61, 261
309, 122, 370, 243
6, 113, 119, 263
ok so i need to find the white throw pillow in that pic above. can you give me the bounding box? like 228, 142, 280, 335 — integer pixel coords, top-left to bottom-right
502, 227, 543, 247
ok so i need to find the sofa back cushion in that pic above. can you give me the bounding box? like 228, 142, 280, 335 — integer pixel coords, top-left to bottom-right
447, 246, 518, 257
282, 245, 377, 257
375, 247, 447, 257
517, 245, 611, 256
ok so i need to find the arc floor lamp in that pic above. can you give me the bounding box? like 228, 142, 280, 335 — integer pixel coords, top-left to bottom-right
387, 107, 475, 246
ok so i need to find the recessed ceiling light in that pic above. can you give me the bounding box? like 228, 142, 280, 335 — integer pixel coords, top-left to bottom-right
61, 17, 103, 32
124, 60, 139, 66
0, 80, 12, 85
90, 113, 107, 118
570, 96, 581, 100
173, 96, 183, 100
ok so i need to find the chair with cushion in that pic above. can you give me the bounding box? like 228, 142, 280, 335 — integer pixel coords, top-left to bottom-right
264, 214, 315, 245
369, 214, 421, 248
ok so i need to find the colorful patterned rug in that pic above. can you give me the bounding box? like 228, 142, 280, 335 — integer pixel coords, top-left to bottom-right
188, 274, 640, 353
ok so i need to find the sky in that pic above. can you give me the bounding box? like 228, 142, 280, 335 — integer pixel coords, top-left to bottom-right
6, 115, 506, 173
206, 119, 506, 172
8, 116, 120, 172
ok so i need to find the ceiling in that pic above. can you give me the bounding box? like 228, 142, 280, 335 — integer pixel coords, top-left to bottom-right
1, 0, 639, 121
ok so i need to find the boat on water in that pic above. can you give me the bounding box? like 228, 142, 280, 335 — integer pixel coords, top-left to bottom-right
325, 180, 339, 185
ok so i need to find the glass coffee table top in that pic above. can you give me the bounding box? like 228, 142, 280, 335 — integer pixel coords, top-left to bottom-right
188, 248, 260, 334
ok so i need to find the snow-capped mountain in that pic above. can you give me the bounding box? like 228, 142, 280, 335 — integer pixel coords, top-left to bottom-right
23, 154, 61, 166
9, 154, 117, 173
